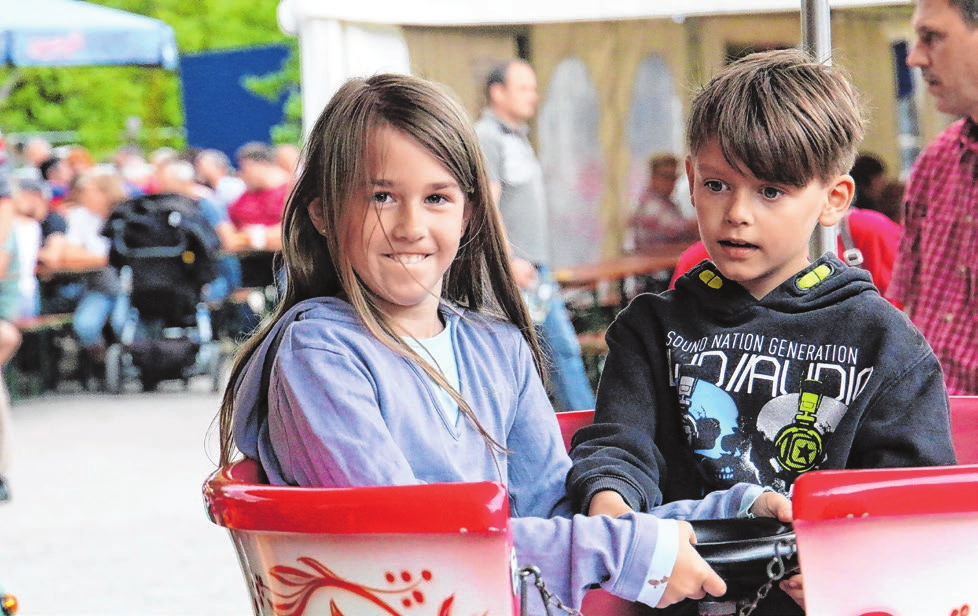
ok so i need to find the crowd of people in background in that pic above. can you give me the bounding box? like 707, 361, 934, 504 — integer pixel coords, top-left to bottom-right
0, 132, 301, 391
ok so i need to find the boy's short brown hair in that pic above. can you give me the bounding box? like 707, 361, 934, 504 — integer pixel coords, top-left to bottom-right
686, 48, 865, 187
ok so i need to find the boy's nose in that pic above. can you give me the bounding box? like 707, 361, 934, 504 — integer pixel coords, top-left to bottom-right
724, 193, 752, 225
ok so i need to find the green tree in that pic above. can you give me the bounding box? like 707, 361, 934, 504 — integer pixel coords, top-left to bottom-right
242, 41, 302, 146
0, 0, 288, 159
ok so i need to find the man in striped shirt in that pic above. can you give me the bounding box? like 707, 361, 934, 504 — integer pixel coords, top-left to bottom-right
889, 0, 978, 394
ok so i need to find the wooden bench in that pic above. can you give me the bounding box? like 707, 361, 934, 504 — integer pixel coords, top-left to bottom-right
6, 313, 75, 400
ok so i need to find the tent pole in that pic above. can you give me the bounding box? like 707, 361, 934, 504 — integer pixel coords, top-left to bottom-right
802, 0, 839, 259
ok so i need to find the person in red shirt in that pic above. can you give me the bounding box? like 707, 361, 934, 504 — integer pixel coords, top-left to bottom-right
228, 142, 291, 288
228, 142, 291, 251
888, 0, 978, 395
670, 207, 901, 300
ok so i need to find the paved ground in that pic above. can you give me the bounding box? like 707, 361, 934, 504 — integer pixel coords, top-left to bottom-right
0, 378, 251, 615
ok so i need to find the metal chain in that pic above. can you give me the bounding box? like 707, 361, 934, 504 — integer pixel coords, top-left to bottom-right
737, 539, 800, 616
519, 566, 582, 616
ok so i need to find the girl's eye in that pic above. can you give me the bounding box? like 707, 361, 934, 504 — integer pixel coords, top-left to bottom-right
704, 180, 725, 192
760, 186, 783, 199
425, 193, 449, 205
372, 191, 393, 205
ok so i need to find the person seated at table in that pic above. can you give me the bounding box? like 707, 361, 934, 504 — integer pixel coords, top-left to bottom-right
9, 178, 54, 318
227, 142, 290, 289
58, 166, 131, 382
194, 149, 246, 210
38, 156, 73, 209
624, 153, 699, 294
567, 50, 956, 615
624, 153, 699, 255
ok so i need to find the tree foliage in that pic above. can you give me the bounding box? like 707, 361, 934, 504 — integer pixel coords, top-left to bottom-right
242, 41, 302, 146
0, 0, 288, 159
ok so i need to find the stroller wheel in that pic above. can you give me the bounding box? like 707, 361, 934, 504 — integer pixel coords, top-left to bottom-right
105, 344, 124, 395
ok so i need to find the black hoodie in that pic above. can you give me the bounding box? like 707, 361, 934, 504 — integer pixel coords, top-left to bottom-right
568, 254, 956, 515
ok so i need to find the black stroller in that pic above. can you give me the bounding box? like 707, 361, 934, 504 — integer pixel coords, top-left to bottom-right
101, 193, 227, 393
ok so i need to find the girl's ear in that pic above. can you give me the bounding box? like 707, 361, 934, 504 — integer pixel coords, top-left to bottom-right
307, 198, 326, 234
818, 174, 854, 227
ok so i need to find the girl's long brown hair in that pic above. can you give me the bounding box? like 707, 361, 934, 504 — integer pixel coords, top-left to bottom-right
218, 73, 544, 466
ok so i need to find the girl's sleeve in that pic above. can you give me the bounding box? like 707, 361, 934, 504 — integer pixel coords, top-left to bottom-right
512, 513, 679, 613
503, 334, 575, 519
262, 340, 423, 487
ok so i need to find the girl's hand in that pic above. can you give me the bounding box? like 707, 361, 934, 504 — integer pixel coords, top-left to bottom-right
780, 573, 805, 609
587, 490, 633, 518
657, 521, 727, 607
748, 491, 793, 522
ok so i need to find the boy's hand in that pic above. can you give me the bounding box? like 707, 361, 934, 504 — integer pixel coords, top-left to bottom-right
751, 492, 802, 607
748, 491, 793, 522
587, 490, 633, 517
780, 573, 805, 609
657, 521, 727, 607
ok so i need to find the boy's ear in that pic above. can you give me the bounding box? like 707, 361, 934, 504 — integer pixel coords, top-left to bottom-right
685, 156, 696, 207
818, 174, 854, 227
307, 198, 326, 234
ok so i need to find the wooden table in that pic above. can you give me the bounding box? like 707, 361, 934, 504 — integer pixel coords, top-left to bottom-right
554, 242, 689, 306
35, 258, 105, 281
555, 244, 688, 290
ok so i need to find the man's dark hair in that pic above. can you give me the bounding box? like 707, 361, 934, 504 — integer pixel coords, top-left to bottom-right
235, 141, 275, 164
484, 62, 510, 102
949, 0, 978, 24
39, 156, 61, 181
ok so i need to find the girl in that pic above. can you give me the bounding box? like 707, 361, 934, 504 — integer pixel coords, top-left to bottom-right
218, 73, 788, 614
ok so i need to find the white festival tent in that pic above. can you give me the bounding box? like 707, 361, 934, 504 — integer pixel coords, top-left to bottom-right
277, 0, 910, 135
276, 0, 914, 261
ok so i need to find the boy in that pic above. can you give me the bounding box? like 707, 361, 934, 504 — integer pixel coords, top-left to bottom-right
567, 49, 956, 614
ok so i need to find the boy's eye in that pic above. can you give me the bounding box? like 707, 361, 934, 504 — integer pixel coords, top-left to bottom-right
761, 186, 783, 199
704, 180, 725, 192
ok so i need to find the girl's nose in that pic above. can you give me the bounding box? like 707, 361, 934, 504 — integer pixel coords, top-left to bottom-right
392, 202, 426, 240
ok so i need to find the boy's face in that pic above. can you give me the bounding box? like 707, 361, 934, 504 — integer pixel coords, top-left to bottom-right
686, 140, 852, 299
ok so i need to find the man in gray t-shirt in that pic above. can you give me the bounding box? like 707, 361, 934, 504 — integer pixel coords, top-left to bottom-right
475, 60, 595, 412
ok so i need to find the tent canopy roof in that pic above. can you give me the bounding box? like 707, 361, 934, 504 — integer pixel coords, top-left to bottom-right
278, 0, 909, 30
0, 0, 178, 69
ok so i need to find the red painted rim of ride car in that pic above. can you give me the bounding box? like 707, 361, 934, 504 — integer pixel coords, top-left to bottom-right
203, 459, 511, 534
793, 464, 978, 521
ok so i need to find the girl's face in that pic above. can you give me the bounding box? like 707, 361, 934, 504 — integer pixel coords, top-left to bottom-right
687, 139, 851, 299
343, 126, 468, 337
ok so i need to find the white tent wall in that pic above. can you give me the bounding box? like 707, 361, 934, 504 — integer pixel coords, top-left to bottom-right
279, 1, 950, 264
